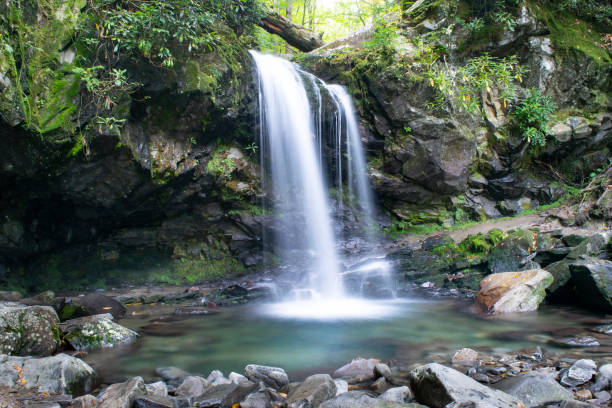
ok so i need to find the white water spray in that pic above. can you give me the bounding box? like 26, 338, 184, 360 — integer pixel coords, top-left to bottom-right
251, 51, 397, 319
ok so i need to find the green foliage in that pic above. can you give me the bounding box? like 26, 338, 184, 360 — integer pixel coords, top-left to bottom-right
84, 0, 262, 68
207, 147, 237, 182
426, 53, 527, 114
512, 88, 556, 146
364, 18, 397, 52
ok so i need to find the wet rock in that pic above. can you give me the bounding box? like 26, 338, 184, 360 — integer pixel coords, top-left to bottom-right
134, 395, 176, 408
452, 348, 478, 363
590, 364, 612, 391
0, 354, 94, 394
155, 366, 190, 386
221, 285, 248, 297
550, 336, 600, 348
320, 390, 424, 408
229, 372, 249, 384
475, 269, 553, 314
240, 388, 284, 408
561, 359, 597, 387
369, 377, 389, 392
98, 377, 147, 408
593, 390, 610, 402
374, 364, 392, 381
244, 364, 289, 389
146, 381, 168, 397
574, 389, 592, 400
591, 323, 612, 335
287, 374, 337, 408
194, 382, 258, 408
488, 229, 535, 274
334, 358, 381, 382
59, 294, 126, 320
379, 386, 413, 403
546, 233, 609, 299
206, 370, 231, 386
333, 380, 348, 396
494, 370, 573, 408
408, 363, 522, 408
0, 302, 61, 356
563, 234, 587, 247
570, 260, 612, 313
176, 376, 210, 399
567, 116, 592, 139
551, 122, 573, 143
0, 291, 22, 301
72, 395, 97, 408
61, 313, 138, 351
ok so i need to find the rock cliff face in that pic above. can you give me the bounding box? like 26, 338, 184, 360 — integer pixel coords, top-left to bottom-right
0, 0, 264, 291
0, 0, 610, 292
298, 3, 611, 228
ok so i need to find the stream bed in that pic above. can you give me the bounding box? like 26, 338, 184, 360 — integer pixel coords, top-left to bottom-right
84, 296, 612, 383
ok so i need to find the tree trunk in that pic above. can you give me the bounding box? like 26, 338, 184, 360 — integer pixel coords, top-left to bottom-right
259, 10, 324, 52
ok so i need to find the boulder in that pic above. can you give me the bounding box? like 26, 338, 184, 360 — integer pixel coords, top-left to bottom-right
176, 376, 210, 399
0, 291, 22, 301
98, 377, 147, 408
194, 382, 259, 408
379, 386, 414, 403
570, 260, 612, 313
374, 364, 392, 381
72, 395, 98, 408
244, 364, 289, 389
0, 302, 61, 356
334, 380, 348, 395
545, 233, 609, 299
408, 363, 522, 408
206, 370, 232, 386
58, 294, 126, 321
229, 372, 249, 384
591, 364, 612, 391
240, 389, 285, 408
319, 391, 424, 408
494, 370, 573, 407
551, 122, 572, 143
475, 269, 553, 314
61, 313, 138, 351
452, 348, 479, 363
146, 381, 168, 397
134, 395, 176, 408
287, 374, 337, 408
0, 354, 94, 394
155, 366, 190, 386
488, 230, 535, 273
333, 358, 381, 381
561, 359, 597, 387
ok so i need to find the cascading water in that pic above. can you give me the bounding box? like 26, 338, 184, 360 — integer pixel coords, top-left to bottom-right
251, 51, 400, 319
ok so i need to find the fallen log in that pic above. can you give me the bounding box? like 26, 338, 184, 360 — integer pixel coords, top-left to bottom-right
258, 10, 324, 52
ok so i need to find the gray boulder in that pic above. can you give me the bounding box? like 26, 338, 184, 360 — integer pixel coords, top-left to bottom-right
0, 353, 94, 394
176, 376, 210, 399
195, 382, 259, 408
155, 366, 190, 386
333, 358, 381, 382
379, 386, 414, 403
0, 302, 61, 356
591, 364, 612, 391
72, 395, 98, 408
494, 370, 573, 407
334, 380, 348, 396
244, 364, 289, 389
546, 233, 609, 298
134, 395, 176, 408
61, 313, 138, 351
561, 359, 597, 387
59, 294, 126, 321
241, 388, 285, 408
320, 391, 425, 408
570, 260, 612, 313
287, 374, 337, 408
408, 363, 522, 408
98, 377, 147, 408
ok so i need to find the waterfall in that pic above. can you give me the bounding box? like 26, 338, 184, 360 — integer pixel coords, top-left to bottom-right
250, 51, 344, 299
251, 51, 398, 319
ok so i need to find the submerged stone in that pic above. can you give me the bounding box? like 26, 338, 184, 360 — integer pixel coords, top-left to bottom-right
494, 370, 573, 408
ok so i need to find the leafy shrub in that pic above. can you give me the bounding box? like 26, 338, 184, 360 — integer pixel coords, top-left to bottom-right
364, 18, 397, 52
512, 88, 556, 146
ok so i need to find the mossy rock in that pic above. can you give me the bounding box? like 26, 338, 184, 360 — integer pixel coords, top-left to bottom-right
61, 313, 138, 351
0, 303, 61, 356
488, 229, 536, 274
